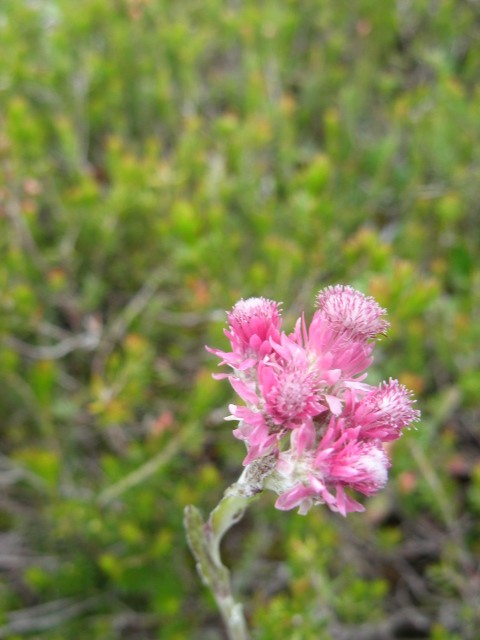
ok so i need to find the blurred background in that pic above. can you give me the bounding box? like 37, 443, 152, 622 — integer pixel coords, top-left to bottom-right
1, 1, 479, 638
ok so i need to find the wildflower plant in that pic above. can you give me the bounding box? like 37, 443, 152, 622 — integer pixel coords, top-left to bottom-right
185, 286, 420, 639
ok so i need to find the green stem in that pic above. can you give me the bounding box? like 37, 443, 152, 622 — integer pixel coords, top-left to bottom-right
184, 457, 276, 640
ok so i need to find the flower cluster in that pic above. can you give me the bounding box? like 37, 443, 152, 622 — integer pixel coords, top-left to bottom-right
207, 286, 420, 516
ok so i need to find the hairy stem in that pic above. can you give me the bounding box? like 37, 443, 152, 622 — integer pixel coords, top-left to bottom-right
184, 457, 276, 639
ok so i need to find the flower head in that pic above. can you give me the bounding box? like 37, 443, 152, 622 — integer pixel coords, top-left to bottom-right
270, 424, 390, 516
227, 297, 281, 350
258, 349, 325, 428
208, 297, 281, 370
207, 286, 420, 517
352, 378, 421, 441
316, 285, 389, 341
322, 435, 390, 496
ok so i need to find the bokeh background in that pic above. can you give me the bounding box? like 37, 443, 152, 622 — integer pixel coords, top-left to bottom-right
1, 1, 479, 638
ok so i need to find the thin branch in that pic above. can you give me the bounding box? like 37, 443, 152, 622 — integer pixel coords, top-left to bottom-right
0, 597, 100, 637
98, 425, 194, 506
4, 330, 100, 360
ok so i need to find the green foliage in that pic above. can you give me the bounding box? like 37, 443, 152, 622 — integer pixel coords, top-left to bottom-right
1, 0, 479, 638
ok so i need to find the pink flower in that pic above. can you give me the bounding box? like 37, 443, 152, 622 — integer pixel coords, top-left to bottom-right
316, 285, 389, 341
227, 406, 278, 465
207, 297, 281, 370
258, 349, 326, 429
225, 339, 326, 462
272, 423, 391, 516
350, 379, 421, 441
274, 482, 319, 516
207, 285, 420, 517
321, 434, 390, 497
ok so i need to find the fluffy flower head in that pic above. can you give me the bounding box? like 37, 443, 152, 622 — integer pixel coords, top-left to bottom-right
258, 344, 325, 428
316, 285, 389, 341
228, 296, 280, 358
353, 378, 421, 441
323, 436, 390, 496
271, 434, 390, 516
208, 297, 281, 369
207, 285, 420, 517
